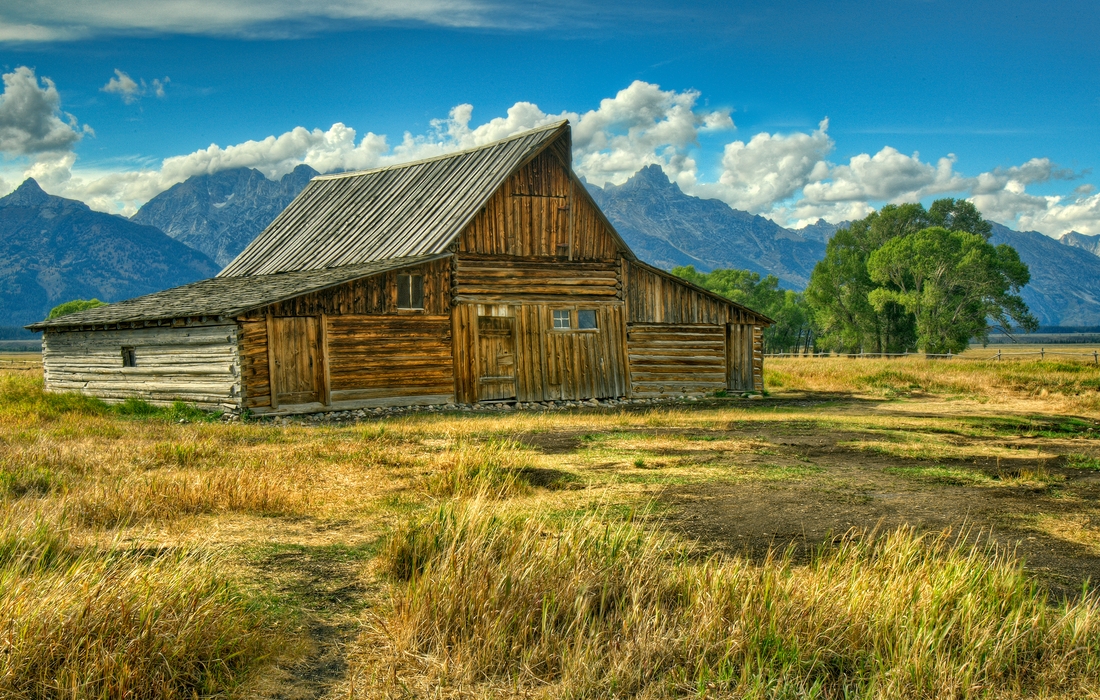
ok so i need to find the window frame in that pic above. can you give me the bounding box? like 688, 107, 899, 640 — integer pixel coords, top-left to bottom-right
552, 309, 572, 330
576, 308, 598, 331
550, 308, 600, 333
396, 273, 425, 311
121, 346, 136, 368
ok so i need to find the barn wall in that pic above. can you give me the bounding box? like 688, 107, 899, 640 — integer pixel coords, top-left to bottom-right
453, 255, 620, 303
515, 303, 628, 401
457, 147, 621, 260
42, 324, 240, 408
452, 301, 629, 403
239, 260, 455, 412
625, 261, 731, 325
327, 315, 454, 404
627, 324, 726, 398
238, 258, 450, 320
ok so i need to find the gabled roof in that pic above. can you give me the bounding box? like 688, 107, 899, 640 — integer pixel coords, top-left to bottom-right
219, 121, 573, 277
27, 254, 446, 330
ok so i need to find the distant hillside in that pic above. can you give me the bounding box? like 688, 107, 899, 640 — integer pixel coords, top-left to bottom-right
0, 179, 218, 327
1060, 230, 1100, 257
990, 223, 1100, 326
132, 164, 318, 267
585, 166, 826, 289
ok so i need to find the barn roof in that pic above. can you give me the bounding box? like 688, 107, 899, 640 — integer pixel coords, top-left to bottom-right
218, 121, 574, 277
27, 254, 446, 331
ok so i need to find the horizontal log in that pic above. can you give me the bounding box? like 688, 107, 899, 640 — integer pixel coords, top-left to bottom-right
250, 393, 454, 416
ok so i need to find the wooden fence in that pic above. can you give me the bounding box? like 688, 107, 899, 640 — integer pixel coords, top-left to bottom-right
766, 349, 1100, 364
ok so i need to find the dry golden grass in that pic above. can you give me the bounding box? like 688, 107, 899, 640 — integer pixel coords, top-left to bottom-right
354, 499, 1100, 699
2, 359, 1100, 697
0, 511, 274, 699
767, 354, 1100, 413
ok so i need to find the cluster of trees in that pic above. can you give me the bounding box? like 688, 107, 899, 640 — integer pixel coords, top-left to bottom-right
671, 266, 816, 353
674, 199, 1038, 354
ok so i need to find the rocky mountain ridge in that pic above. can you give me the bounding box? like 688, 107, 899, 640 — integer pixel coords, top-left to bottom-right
131, 164, 319, 266
0, 179, 218, 327
585, 165, 826, 289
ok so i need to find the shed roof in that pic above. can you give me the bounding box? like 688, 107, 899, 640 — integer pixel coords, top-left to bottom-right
219, 121, 572, 277
27, 254, 446, 330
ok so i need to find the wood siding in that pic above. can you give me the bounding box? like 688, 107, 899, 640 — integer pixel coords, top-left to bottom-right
42, 325, 240, 408
458, 149, 621, 260
239, 258, 450, 320
625, 261, 731, 325
453, 255, 620, 303
452, 302, 628, 403
242, 314, 454, 411
726, 323, 755, 392
627, 324, 726, 398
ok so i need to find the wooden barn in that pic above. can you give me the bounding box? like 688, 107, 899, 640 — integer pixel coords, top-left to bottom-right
28, 122, 771, 415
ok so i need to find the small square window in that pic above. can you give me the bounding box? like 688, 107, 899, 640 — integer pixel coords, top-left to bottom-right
552, 309, 571, 329
397, 274, 424, 309
121, 347, 136, 367
577, 309, 597, 330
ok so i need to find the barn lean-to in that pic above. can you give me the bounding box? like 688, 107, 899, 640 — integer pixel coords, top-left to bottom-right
28, 122, 771, 414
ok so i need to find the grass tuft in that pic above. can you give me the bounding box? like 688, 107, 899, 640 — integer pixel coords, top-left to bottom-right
0, 513, 276, 699
363, 502, 1100, 698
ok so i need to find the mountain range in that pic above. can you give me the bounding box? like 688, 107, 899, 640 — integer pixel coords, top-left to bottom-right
585, 165, 826, 289
2, 164, 1099, 328
0, 180, 217, 328
1060, 230, 1100, 257
132, 164, 318, 266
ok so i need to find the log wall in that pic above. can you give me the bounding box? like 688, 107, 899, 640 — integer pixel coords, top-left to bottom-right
327, 315, 454, 405
627, 324, 726, 398
457, 149, 621, 260
453, 255, 620, 303
42, 325, 240, 408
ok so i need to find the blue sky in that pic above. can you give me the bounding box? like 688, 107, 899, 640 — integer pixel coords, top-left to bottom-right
1, 0, 1098, 234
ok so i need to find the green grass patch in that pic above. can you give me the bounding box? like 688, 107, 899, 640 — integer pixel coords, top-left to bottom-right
1066, 454, 1100, 471
885, 465, 991, 486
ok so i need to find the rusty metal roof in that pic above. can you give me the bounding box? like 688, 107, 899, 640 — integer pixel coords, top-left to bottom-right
27, 254, 447, 330
218, 122, 569, 277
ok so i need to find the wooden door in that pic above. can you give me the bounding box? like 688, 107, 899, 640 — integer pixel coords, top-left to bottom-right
477, 315, 516, 401
726, 323, 753, 392
271, 317, 322, 405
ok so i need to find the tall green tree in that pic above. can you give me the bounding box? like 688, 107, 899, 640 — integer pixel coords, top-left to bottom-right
671, 266, 816, 352
866, 227, 1037, 353
805, 198, 1007, 353
805, 204, 926, 352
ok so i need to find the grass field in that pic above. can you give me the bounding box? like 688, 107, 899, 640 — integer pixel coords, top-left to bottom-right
2, 351, 1100, 698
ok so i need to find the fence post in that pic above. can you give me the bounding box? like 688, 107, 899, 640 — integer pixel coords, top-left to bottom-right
996, 350, 1001, 361
1041, 347, 1045, 361
1094, 350, 1098, 366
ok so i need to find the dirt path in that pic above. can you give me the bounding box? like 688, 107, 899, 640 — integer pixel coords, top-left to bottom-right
662, 397, 1100, 598
245, 520, 377, 699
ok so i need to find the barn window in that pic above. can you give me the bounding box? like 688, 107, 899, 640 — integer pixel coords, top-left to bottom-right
552, 309, 571, 329
397, 274, 424, 309
577, 309, 597, 330
121, 347, 136, 367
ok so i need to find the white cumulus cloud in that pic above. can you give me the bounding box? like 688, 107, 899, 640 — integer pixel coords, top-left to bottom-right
0, 66, 86, 156
3, 72, 1099, 238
